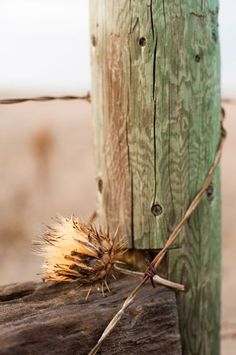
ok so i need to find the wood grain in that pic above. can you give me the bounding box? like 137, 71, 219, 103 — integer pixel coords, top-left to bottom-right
0, 278, 181, 355
90, 1, 221, 354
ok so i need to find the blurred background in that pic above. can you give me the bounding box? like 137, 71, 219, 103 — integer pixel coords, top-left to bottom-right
0, 1, 235, 353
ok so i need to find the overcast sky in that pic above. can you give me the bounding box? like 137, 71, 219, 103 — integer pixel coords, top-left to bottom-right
0, 0, 235, 97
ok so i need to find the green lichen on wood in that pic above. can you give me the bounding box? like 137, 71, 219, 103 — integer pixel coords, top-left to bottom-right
90, 1, 221, 354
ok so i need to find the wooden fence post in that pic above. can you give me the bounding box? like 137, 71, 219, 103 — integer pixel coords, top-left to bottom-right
90, 1, 221, 354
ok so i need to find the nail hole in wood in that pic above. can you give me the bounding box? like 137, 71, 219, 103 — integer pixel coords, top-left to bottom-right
212, 30, 217, 42
151, 204, 163, 217
139, 37, 147, 47
206, 184, 214, 201
91, 35, 97, 47
195, 54, 201, 63
98, 178, 103, 193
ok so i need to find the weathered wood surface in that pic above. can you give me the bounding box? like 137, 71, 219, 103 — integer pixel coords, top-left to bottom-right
0, 277, 181, 355
90, 1, 221, 354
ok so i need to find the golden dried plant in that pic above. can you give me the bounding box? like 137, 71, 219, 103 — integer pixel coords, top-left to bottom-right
37, 216, 126, 295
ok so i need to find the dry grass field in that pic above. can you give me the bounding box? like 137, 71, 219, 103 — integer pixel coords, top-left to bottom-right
0, 97, 235, 354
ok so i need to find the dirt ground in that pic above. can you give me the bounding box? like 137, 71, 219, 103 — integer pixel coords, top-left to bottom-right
0, 97, 235, 353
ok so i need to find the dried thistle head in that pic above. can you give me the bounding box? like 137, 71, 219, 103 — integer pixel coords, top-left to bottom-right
38, 216, 126, 288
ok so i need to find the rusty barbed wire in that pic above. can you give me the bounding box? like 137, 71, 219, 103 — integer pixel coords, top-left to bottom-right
0, 93, 91, 105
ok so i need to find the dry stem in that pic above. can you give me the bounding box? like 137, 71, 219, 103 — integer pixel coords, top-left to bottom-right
114, 265, 185, 292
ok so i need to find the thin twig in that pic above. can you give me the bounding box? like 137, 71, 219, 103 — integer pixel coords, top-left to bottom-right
114, 265, 185, 291
88, 114, 226, 355
0, 93, 91, 105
